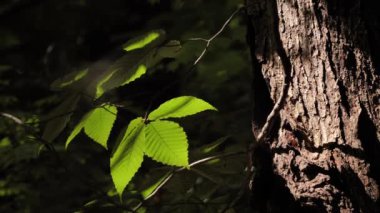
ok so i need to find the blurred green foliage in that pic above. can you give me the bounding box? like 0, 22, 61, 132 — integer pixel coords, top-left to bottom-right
0, 0, 252, 212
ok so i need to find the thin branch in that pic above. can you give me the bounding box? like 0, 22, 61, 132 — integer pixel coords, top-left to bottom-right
24, 110, 78, 125
1, 112, 54, 150
144, 5, 243, 118
133, 150, 246, 211
190, 6, 243, 66
1, 112, 23, 124
25, 101, 120, 126
255, 0, 292, 143
255, 81, 288, 142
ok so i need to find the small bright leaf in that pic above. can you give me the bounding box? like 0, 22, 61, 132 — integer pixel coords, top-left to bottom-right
123, 31, 162, 52
110, 117, 145, 196
145, 120, 188, 166
84, 105, 117, 148
65, 105, 117, 149
148, 96, 217, 120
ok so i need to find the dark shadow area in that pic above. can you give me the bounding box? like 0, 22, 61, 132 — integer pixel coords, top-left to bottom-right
358, 106, 380, 209
340, 167, 378, 213
246, 14, 274, 136
250, 143, 297, 212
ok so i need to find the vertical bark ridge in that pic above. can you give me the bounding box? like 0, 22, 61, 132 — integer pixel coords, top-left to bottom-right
247, 0, 380, 211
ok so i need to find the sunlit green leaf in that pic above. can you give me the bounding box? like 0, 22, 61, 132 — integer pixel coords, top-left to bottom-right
65, 105, 117, 149
110, 117, 145, 197
145, 120, 188, 166
123, 31, 163, 52
148, 96, 217, 120
84, 105, 117, 148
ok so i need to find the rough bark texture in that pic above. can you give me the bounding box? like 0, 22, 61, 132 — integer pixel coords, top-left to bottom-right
246, 0, 380, 212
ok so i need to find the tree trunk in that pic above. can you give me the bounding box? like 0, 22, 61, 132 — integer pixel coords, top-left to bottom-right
246, 0, 380, 212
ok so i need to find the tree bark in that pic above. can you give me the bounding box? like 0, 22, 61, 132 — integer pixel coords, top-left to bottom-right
246, 0, 380, 212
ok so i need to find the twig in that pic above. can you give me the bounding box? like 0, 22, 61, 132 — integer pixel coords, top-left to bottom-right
255, 81, 288, 142
1, 111, 135, 212
1, 112, 55, 151
255, 0, 291, 143
189, 6, 243, 66
144, 6, 243, 116
133, 150, 246, 211
1, 112, 23, 124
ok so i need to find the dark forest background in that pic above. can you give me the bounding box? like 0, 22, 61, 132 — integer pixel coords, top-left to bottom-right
0, 0, 254, 212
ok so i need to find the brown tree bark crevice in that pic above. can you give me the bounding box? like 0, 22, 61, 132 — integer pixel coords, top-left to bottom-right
246, 0, 380, 212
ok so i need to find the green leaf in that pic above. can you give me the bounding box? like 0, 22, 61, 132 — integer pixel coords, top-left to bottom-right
123, 30, 164, 52
122, 64, 147, 85
65, 105, 117, 149
145, 120, 188, 166
50, 69, 88, 90
84, 105, 117, 148
94, 51, 150, 99
110, 117, 145, 196
93, 31, 182, 99
74, 30, 182, 99
42, 94, 80, 142
148, 96, 217, 120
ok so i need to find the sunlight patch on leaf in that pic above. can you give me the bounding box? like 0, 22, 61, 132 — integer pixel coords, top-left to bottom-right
145, 120, 188, 166
95, 70, 116, 99
148, 96, 217, 120
110, 118, 145, 197
121, 64, 147, 85
94, 51, 148, 99
51, 69, 88, 90
123, 32, 160, 52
